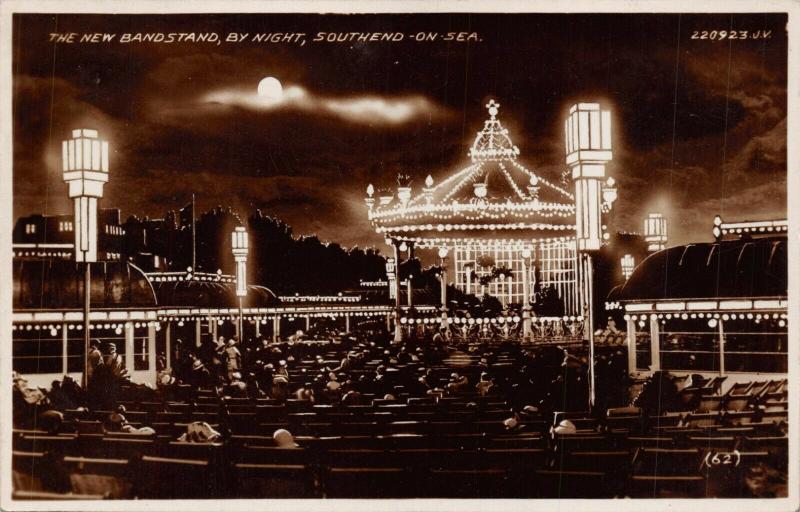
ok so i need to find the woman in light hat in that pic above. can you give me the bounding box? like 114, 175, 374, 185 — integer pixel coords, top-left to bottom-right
273, 428, 299, 448
179, 421, 222, 443
553, 419, 577, 435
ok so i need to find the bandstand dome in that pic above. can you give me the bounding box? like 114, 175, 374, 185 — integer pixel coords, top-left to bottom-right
367, 99, 576, 248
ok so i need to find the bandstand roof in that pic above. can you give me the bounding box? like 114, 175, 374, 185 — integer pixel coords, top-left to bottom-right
367, 100, 576, 248
613, 236, 787, 302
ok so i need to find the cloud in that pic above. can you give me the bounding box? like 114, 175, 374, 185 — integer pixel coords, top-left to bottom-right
200, 83, 448, 126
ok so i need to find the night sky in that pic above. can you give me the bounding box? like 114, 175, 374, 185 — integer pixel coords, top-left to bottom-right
12, 13, 788, 250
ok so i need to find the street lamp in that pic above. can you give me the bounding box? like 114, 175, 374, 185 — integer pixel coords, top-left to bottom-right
621, 254, 635, 280
384, 255, 402, 341
566, 102, 615, 410
62, 129, 109, 386
644, 213, 668, 252
387, 239, 404, 343
231, 226, 249, 341
438, 247, 449, 329
520, 246, 533, 341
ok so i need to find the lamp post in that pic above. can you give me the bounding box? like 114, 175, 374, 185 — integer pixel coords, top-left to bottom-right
520, 246, 533, 341
565, 103, 616, 410
644, 213, 668, 252
231, 226, 249, 341
62, 129, 109, 386
438, 247, 449, 329
621, 254, 635, 280
385, 254, 402, 342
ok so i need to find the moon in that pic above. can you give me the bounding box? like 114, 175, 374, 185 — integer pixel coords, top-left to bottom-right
257, 77, 283, 102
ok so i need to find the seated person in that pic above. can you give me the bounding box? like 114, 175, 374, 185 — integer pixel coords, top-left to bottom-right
178, 421, 222, 443
106, 405, 156, 435
273, 428, 299, 449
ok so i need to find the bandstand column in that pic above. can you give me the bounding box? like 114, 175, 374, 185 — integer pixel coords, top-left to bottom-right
124, 322, 135, 371
521, 247, 532, 341
626, 317, 637, 376
345, 314, 350, 333
165, 322, 172, 370
305, 315, 311, 332
147, 323, 157, 377
195, 319, 202, 348
438, 247, 449, 329
273, 314, 281, 342
255, 319, 260, 338
62, 322, 69, 375
649, 315, 661, 371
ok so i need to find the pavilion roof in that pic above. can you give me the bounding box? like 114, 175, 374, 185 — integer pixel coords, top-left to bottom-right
368, 100, 576, 243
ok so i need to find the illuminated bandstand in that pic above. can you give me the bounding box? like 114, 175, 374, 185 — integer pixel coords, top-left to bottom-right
366, 99, 618, 338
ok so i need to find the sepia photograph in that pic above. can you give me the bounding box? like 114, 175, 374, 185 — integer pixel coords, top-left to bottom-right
0, 1, 797, 509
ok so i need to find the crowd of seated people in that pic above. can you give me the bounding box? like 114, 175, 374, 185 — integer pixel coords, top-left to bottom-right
11, 327, 789, 500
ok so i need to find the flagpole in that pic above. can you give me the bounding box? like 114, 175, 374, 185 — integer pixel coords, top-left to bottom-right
191, 193, 196, 270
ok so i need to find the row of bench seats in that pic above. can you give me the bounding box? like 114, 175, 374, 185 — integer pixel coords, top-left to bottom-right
13, 438, 785, 499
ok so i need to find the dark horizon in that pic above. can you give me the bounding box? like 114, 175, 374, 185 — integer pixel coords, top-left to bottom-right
13, 13, 788, 251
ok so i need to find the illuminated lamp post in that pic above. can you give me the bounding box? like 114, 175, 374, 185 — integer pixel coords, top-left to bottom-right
406, 274, 413, 308
520, 246, 533, 341
385, 254, 402, 342
712, 214, 723, 241
365, 184, 375, 211
438, 247, 449, 329
62, 129, 109, 386
231, 226, 249, 341
566, 102, 616, 409
644, 213, 668, 252
423, 175, 435, 204
621, 254, 635, 280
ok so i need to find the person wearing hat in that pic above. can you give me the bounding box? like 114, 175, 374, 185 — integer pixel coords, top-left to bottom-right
396, 346, 412, 364
86, 340, 103, 382
39, 409, 64, 435
102, 342, 129, 380
476, 372, 494, 397
86, 342, 126, 410
446, 372, 469, 394
503, 413, 522, 431
12, 373, 42, 428
271, 374, 290, 402
157, 367, 176, 386
225, 339, 242, 380
294, 382, 315, 402
189, 357, 214, 388
179, 421, 222, 443
105, 405, 156, 435
226, 372, 248, 397
273, 428, 299, 449
45, 380, 75, 412
553, 419, 577, 435
275, 360, 289, 378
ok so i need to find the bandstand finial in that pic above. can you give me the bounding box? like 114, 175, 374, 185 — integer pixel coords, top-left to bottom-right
486, 99, 500, 120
